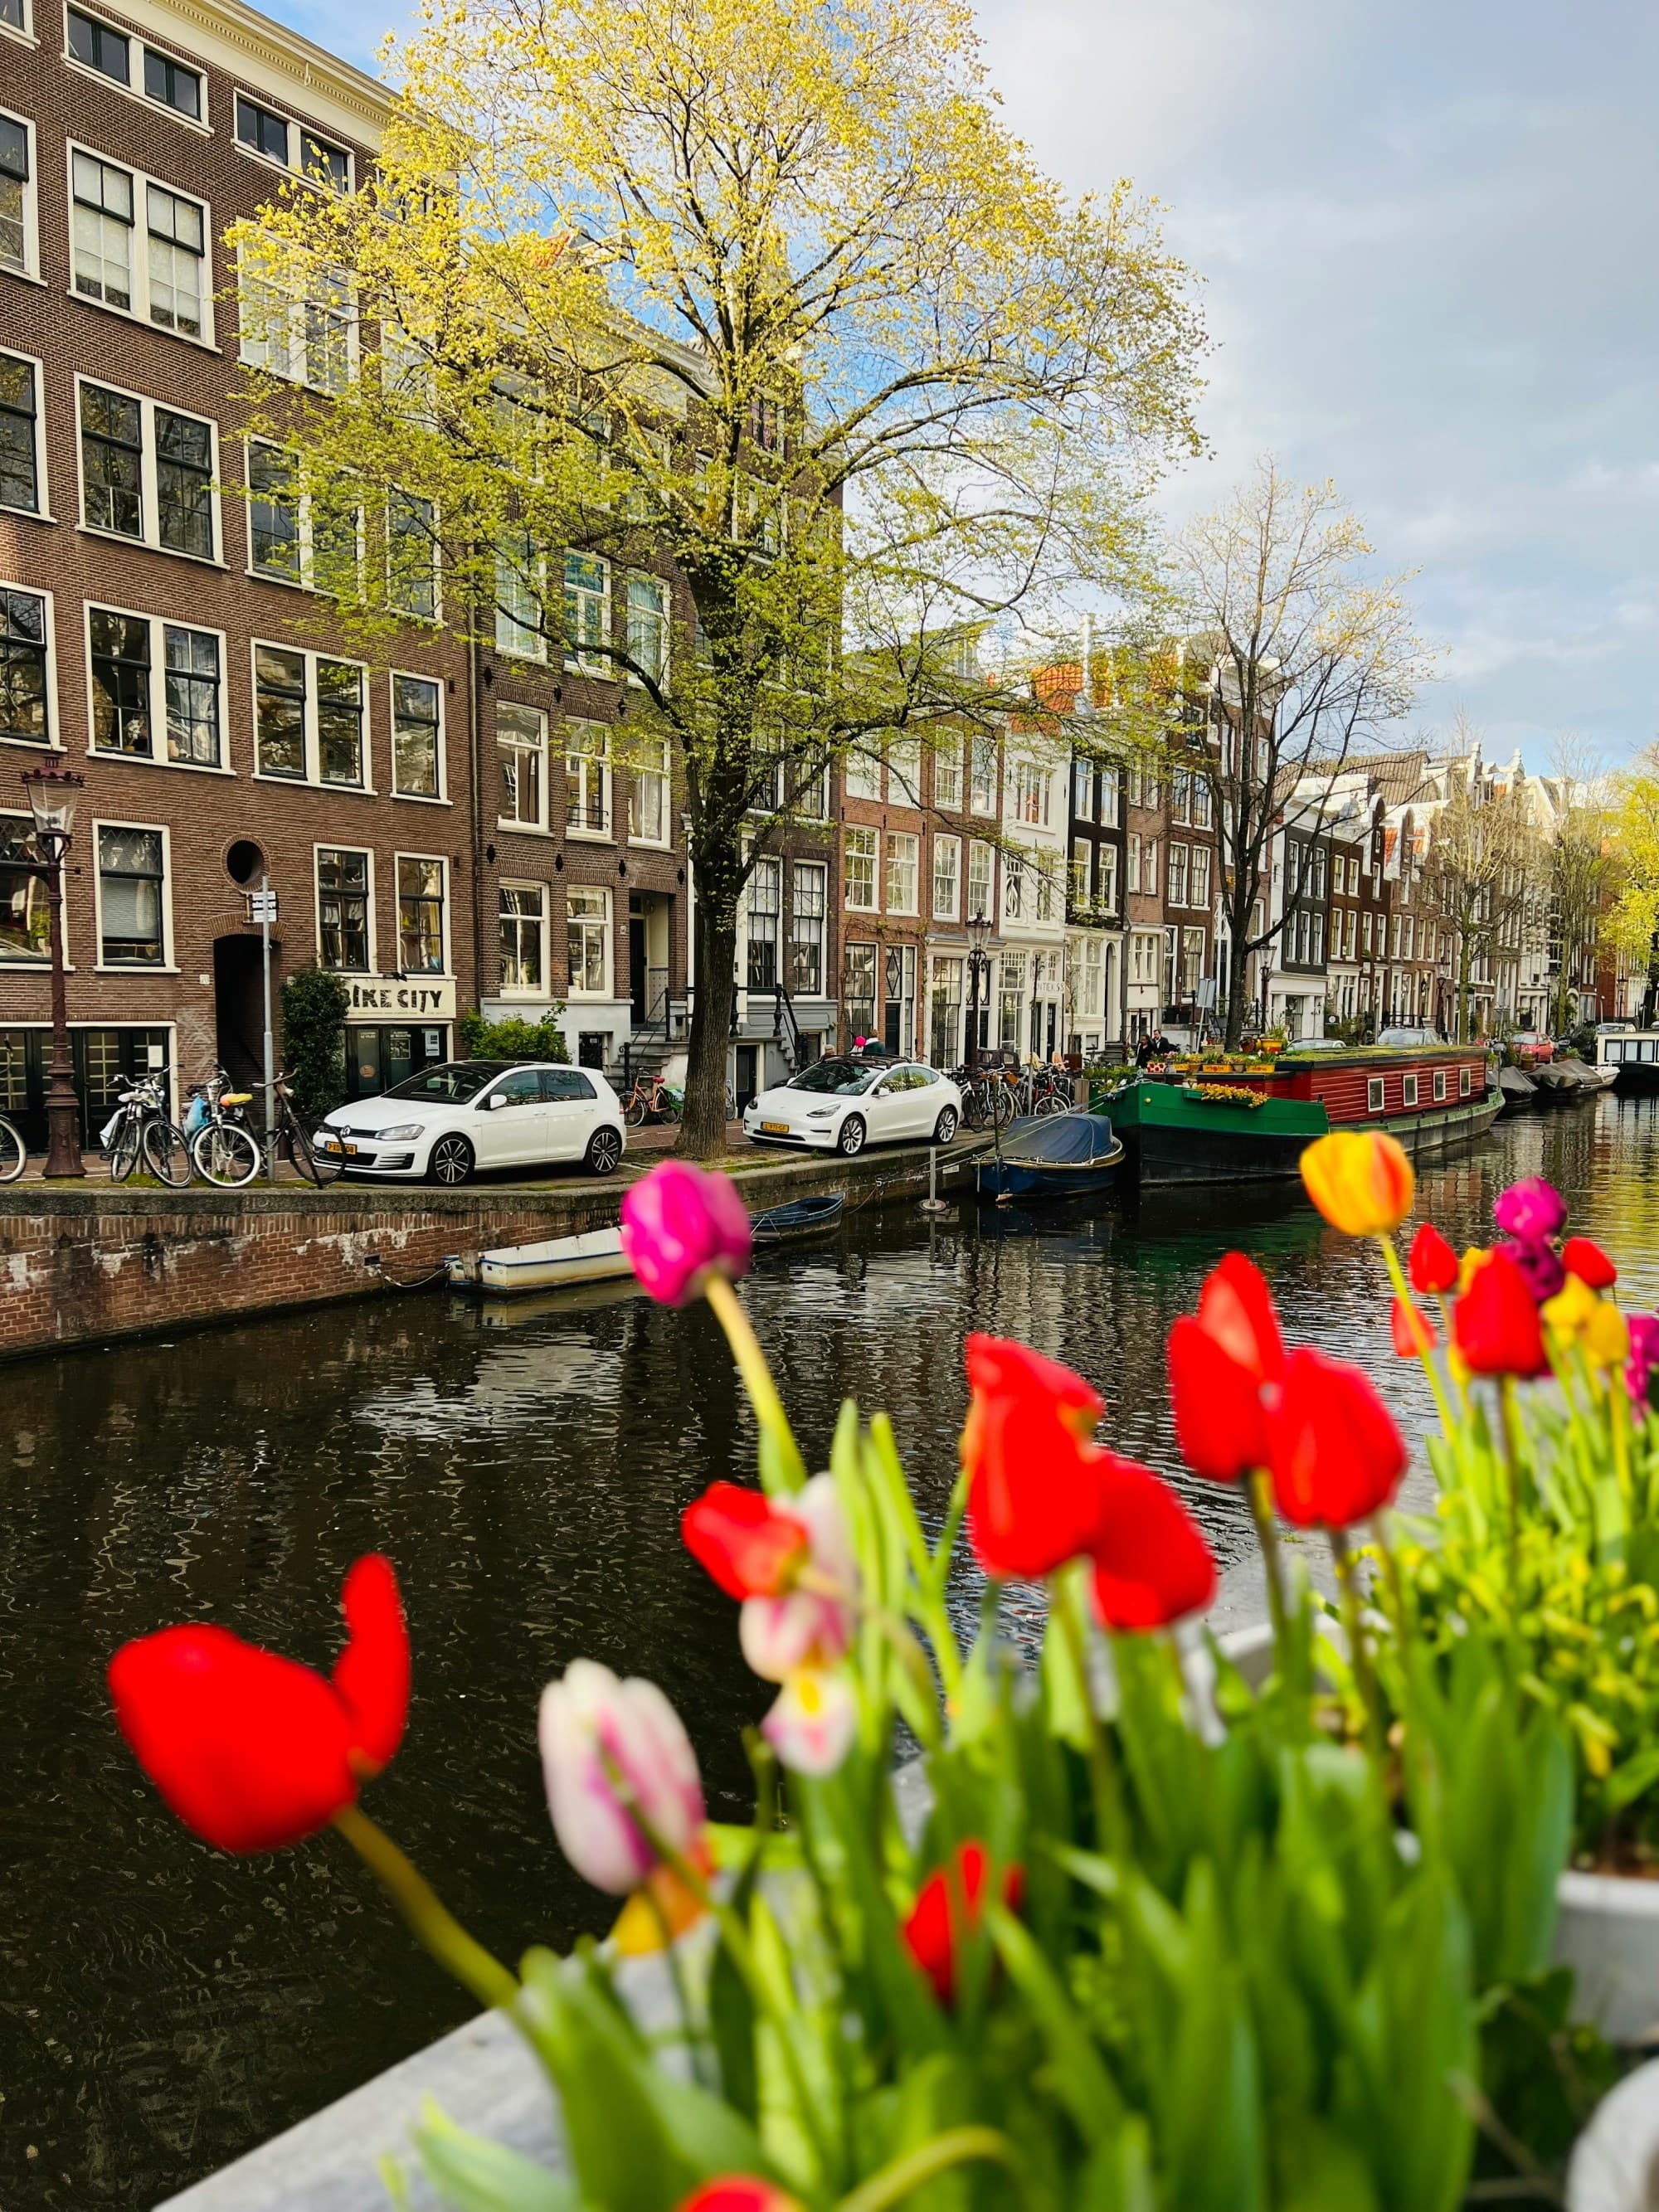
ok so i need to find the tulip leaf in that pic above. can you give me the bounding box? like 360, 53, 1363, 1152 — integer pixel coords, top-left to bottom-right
411, 2099, 581, 2212
709, 1844, 763, 2123
984, 1902, 1123, 2142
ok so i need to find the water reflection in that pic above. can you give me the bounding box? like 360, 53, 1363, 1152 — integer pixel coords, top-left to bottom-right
3, 1094, 1657, 2205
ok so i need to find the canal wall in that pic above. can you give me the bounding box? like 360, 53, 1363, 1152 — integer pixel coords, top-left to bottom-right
0, 1141, 981, 1363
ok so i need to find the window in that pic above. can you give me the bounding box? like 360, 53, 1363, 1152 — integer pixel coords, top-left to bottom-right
236, 95, 350, 189
933, 734, 962, 810
565, 719, 610, 835
236, 244, 354, 389
1171, 769, 1190, 824
1367, 1076, 1384, 1112
1072, 760, 1094, 822
146, 187, 204, 334
1190, 845, 1211, 910
1362, 910, 1373, 955
1003, 858, 1023, 923
844, 747, 881, 802
391, 674, 440, 799
844, 825, 876, 911
1403, 1073, 1418, 1107
746, 856, 779, 989
1011, 758, 1051, 826
1167, 841, 1188, 907
791, 863, 825, 994
316, 848, 370, 970
144, 47, 202, 119
884, 831, 918, 914
1070, 838, 1091, 907
1192, 779, 1213, 829
1142, 839, 1158, 897
1078, 936, 1104, 1018
97, 824, 165, 965
567, 886, 610, 995
495, 532, 544, 659
1433, 1067, 1447, 1102
71, 151, 131, 309
844, 943, 876, 1039
1181, 927, 1205, 994
1, 113, 35, 280
1100, 764, 1121, 828
78, 382, 215, 559
0, 814, 47, 960
1035, 862, 1054, 923
499, 882, 546, 994
0, 586, 50, 744
626, 735, 670, 843
1099, 843, 1119, 916
563, 552, 610, 674
1460, 1064, 1472, 1098
71, 152, 212, 339
397, 857, 445, 974
68, 8, 129, 82
624, 571, 667, 685
970, 735, 997, 814
967, 839, 993, 921
997, 951, 1025, 1052
1126, 831, 1141, 893
388, 493, 438, 620
888, 733, 921, 802
254, 644, 367, 787
246, 441, 356, 589
88, 608, 149, 754
497, 702, 547, 829
0, 352, 41, 514
932, 834, 960, 921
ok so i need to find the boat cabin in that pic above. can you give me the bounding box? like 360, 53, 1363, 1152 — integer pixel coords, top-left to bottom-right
1263, 1043, 1491, 1125
1595, 1031, 1659, 1087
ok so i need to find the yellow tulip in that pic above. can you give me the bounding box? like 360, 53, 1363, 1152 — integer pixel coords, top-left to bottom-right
1584, 1301, 1630, 1371
1542, 1274, 1598, 1344
1299, 1130, 1415, 1238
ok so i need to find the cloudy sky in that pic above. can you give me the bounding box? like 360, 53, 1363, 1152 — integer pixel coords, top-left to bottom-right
273, 0, 1659, 766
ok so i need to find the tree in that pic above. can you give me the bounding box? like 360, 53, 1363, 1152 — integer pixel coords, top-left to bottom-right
229, 0, 1204, 1153
1543, 740, 1613, 1036
1154, 459, 1431, 1048
1418, 742, 1541, 1042
1608, 747, 1659, 1021
280, 966, 350, 1123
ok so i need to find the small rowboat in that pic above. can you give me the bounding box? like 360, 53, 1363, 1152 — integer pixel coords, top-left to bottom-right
446, 1227, 630, 1295
750, 1193, 846, 1242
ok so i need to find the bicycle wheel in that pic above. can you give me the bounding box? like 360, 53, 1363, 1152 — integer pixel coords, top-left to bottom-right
192, 1123, 260, 1188
659, 1090, 682, 1124
0, 1114, 24, 1183
143, 1120, 192, 1186
961, 1088, 985, 1131
991, 1084, 1015, 1129
287, 1117, 343, 1186
624, 1092, 648, 1129
109, 1114, 141, 1183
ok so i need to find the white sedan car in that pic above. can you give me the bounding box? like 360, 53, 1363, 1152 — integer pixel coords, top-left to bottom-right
744, 1057, 961, 1156
316, 1060, 625, 1185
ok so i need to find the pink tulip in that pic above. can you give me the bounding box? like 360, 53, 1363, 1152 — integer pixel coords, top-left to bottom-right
620, 1161, 752, 1307
737, 1474, 857, 1684
538, 1660, 705, 1894
761, 1668, 859, 1776
1493, 1176, 1567, 1244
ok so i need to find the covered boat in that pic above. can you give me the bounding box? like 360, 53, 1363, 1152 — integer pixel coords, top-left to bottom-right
1101, 1081, 1328, 1189
973, 1112, 1124, 1202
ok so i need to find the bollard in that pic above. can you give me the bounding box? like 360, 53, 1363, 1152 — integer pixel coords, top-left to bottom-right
918, 1143, 950, 1215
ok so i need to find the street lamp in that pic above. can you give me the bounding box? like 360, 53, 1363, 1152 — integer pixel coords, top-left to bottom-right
966, 909, 991, 1073
21, 766, 85, 1179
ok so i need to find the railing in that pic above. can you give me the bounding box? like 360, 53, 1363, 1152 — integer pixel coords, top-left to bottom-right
565, 798, 609, 834
773, 981, 806, 1072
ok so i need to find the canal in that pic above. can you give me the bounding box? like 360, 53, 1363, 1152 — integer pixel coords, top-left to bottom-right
6, 1094, 1659, 2205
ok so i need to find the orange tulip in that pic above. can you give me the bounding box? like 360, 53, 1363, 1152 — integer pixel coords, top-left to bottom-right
1299, 1130, 1414, 1238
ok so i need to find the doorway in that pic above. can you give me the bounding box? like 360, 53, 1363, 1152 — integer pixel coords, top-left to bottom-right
628, 892, 672, 1025
735, 1043, 759, 1116
213, 935, 270, 1091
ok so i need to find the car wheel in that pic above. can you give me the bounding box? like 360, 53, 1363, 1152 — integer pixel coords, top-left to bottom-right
427, 1133, 474, 1186
932, 1106, 959, 1146
837, 1114, 867, 1157
586, 1125, 623, 1176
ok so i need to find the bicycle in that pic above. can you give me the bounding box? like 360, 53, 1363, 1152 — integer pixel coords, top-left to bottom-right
271, 1072, 343, 1187
622, 1071, 683, 1128
952, 1066, 1014, 1132
187, 1070, 262, 1189
104, 1076, 192, 1186
0, 1111, 24, 1183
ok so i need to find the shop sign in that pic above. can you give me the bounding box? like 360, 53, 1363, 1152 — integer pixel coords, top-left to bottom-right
343, 977, 457, 1023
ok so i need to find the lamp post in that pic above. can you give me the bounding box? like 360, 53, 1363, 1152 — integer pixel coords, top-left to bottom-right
966, 909, 990, 1073
21, 766, 85, 1179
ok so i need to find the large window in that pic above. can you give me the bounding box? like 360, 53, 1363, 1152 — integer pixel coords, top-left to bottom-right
933, 733, 962, 810
746, 856, 779, 989
499, 883, 546, 994
69, 8, 130, 82
1, 114, 34, 280
235, 95, 350, 190
494, 532, 543, 658
967, 839, 993, 922
97, 824, 166, 965
567, 885, 611, 995
565, 719, 610, 835
624, 571, 667, 684
497, 703, 547, 829
316, 848, 371, 970
1098, 843, 1119, 916
970, 735, 997, 814
844, 824, 876, 911
391, 674, 441, 798
844, 747, 881, 802
843, 943, 877, 1041
387, 493, 438, 620
0, 586, 49, 746
1010, 758, 1051, 827
236, 243, 356, 390
932, 834, 961, 921
79, 382, 215, 559
884, 832, 918, 914
0, 814, 46, 960
888, 733, 921, 802
563, 552, 610, 674
1167, 840, 1188, 908
255, 644, 367, 787
627, 735, 670, 843
1189, 845, 1211, 911
0, 351, 41, 515
1077, 935, 1104, 1019
791, 863, 825, 994
71, 150, 211, 340
997, 952, 1025, 1052
397, 857, 445, 974
246, 440, 357, 588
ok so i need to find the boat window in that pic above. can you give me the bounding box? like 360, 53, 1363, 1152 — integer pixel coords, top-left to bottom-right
1367, 1076, 1384, 1111
382, 1061, 502, 1102
542, 1068, 595, 1100
787, 1058, 878, 1096
1403, 1074, 1418, 1106
1460, 1065, 1472, 1096
1433, 1067, 1447, 1101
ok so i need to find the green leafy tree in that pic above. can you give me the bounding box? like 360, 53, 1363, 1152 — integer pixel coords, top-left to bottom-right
280, 967, 350, 1124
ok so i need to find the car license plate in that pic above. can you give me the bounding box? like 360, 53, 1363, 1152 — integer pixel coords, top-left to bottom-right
761, 1120, 790, 1135
323, 1139, 358, 1158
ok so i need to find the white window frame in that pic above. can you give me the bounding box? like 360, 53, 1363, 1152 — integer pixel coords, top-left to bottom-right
232, 90, 353, 192
1460, 1064, 1472, 1098
1433, 1067, 1447, 1102
393, 850, 450, 978
1403, 1072, 1418, 1107
84, 601, 230, 773
313, 842, 377, 975
1099, 843, 1119, 917
0, 108, 41, 283
932, 732, 962, 811
1126, 830, 1141, 893
790, 861, 826, 996
564, 717, 611, 840
563, 550, 611, 677
91, 815, 174, 971
63, 6, 209, 130
844, 746, 882, 803
387, 490, 440, 623
883, 830, 919, 915
0, 0, 34, 47
252, 640, 373, 792
494, 533, 547, 661
67, 144, 213, 343
566, 882, 613, 999
622, 569, 669, 688
78, 376, 220, 562
244, 437, 358, 591
932, 833, 961, 922
1367, 1075, 1385, 1112
625, 732, 672, 847
967, 839, 993, 923
498, 879, 548, 998
0, 579, 59, 751
844, 824, 877, 912
496, 701, 550, 833
235, 239, 358, 392
1189, 844, 1212, 911
969, 735, 997, 815
0, 344, 48, 517
888, 733, 922, 803
389, 669, 445, 804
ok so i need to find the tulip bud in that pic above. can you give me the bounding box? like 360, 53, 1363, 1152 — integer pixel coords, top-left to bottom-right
1564, 1237, 1618, 1291
676, 2182, 808, 2212
1390, 1296, 1437, 1358
682, 1483, 810, 1600
1166, 1315, 1268, 1480
1452, 1248, 1549, 1378
961, 1335, 1110, 1580
1408, 1222, 1460, 1295
737, 1473, 857, 1682
902, 1840, 1025, 2006
1584, 1300, 1630, 1372
1299, 1130, 1414, 1238
1493, 1176, 1567, 1244
1089, 1455, 1218, 1630
1194, 1252, 1285, 1382
761, 1667, 859, 1776
619, 1160, 752, 1307
538, 1660, 705, 1895
1268, 1349, 1407, 1528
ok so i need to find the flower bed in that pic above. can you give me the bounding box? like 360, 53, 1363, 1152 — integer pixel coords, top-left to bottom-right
1179, 1081, 1266, 1109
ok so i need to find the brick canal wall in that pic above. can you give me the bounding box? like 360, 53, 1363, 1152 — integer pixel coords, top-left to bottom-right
0, 1142, 978, 1363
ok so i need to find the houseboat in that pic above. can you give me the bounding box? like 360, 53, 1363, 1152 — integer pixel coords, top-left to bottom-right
1594, 1031, 1659, 1091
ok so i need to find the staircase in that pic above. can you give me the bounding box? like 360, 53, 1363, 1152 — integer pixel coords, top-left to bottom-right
606, 1025, 677, 1094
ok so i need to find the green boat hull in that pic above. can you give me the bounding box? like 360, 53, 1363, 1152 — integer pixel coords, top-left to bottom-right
1094, 1082, 1329, 1188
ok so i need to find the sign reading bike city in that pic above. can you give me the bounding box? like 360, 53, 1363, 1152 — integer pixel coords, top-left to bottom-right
343, 977, 457, 1023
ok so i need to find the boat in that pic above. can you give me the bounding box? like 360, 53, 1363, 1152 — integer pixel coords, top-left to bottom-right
1551, 1053, 1617, 1093
445, 1226, 631, 1296
1593, 1031, 1659, 1091
1496, 1065, 1538, 1112
1100, 1081, 1329, 1189
1531, 1061, 1596, 1106
972, 1112, 1124, 1202
751, 1193, 846, 1242
1262, 1042, 1501, 1155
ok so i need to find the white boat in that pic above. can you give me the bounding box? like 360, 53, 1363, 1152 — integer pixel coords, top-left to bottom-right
446, 1227, 630, 1296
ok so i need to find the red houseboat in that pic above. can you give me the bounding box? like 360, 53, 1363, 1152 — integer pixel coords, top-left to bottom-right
1265, 1042, 1499, 1155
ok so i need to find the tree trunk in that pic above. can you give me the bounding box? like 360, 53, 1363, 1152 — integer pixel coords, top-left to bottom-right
679, 904, 738, 1159
1457, 938, 1472, 1043
1224, 916, 1251, 1049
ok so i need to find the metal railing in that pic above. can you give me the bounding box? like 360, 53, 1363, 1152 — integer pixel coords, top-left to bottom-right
772, 981, 806, 1071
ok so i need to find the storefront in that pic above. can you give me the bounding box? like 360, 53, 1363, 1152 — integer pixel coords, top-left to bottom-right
0, 1023, 174, 1152
340, 978, 455, 1103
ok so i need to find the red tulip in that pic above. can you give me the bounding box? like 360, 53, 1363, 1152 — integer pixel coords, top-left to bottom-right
1408, 1223, 1460, 1296
1564, 1237, 1618, 1292
902, 1840, 1025, 2005
1089, 1456, 1218, 1629
961, 1335, 1108, 1579
675, 2183, 806, 2212
108, 1557, 409, 1854
681, 1483, 810, 1600
1166, 1315, 1269, 1480
1194, 1252, 1286, 1382
1452, 1248, 1549, 1378
1268, 1349, 1407, 1528
1390, 1296, 1438, 1358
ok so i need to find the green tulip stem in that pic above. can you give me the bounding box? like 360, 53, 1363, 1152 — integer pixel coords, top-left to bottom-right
1328, 1529, 1387, 1774
1378, 1232, 1461, 1456
1496, 1376, 1525, 1594
703, 1272, 806, 1490
834, 2126, 1024, 2212
1055, 1573, 1128, 1860
1246, 1467, 1291, 1663
332, 1805, 519, 2015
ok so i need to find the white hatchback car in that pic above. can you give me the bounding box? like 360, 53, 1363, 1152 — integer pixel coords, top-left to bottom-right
743, 1057, 962, 1156
316, 1060, 625, 1185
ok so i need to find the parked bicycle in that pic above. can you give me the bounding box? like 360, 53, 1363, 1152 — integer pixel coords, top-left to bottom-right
951, 1066, 1015, 1132
103, 1075, 192, 1186
0, 1111, 24, 1183
271, 1072, 343, 1187
185, 1070, 262, 1189
621, 1070, 684, 1128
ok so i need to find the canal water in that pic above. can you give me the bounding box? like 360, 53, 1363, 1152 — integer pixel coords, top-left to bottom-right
7, 1094, 1659, 2206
